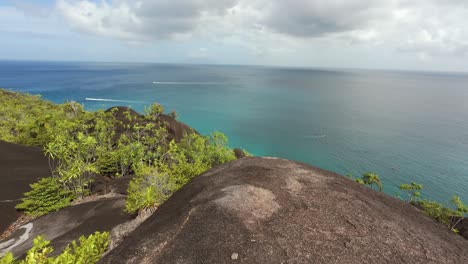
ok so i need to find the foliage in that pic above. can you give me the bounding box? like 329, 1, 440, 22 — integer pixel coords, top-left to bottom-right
1, 89, 241, 216
355, 178, 365, 185
169, 110, 177, 119
15, 177, 74, 217
125, 166, 175, 213
451, 195, 468, 217
163, 132, 236, 188
418, 196, 467, 232
0, 89, 68, 146
144, 103, 164, 120
0, 253, 15, 264
418, 200, 456, 227
399, 182, 423, 203
53, 231, 109, 264
45, 131, 98, 198
0, 232, 109, 264
126, 132, 236, 213
361, 172, 383, 192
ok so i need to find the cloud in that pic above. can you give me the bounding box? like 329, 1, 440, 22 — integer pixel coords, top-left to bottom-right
13, 0, 50, 17
56, 0, 238, 41
259, 0, 396, 38
55, 0, 468, 60
188, 47, 208, 58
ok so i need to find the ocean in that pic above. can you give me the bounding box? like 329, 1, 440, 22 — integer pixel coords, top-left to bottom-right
1, 60, 467, 203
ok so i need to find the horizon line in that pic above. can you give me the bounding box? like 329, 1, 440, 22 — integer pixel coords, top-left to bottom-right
1, 58, 467, 76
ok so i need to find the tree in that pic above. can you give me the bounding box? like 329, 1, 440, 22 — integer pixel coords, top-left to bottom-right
399, 182, 423, 203
361, 172, 383, 192
451, 195, 468, 231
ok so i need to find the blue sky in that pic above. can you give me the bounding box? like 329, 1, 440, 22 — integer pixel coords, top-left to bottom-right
1, 0, 468, 72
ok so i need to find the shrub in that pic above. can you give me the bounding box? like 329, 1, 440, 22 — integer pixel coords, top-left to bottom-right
15, 177, 74, 217
418, 200, 455, 227
0, 253, 14, 264
169, 110, 177, 119
361, 172, 383, 192
0, 89, 67, 146
164, 132, 236, 189
450, 196, 468, 231
125, 132, 236, 214
45, 132, 98, 199
0, 232, 109, 264
399, 182, 423, 203
144, 103, 164, 120
125, 166, 175, 214
53, 231, 109, 264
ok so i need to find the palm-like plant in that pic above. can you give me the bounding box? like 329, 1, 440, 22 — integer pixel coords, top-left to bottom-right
362, 172, 383, 192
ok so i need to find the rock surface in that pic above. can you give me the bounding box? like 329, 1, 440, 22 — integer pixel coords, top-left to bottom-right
0, 197, 133, 258
452, 216, 468, 240
106, 106, 197, 143
101, 157, 468, 264
233, 148, 246, 159
0, 140, 49, 233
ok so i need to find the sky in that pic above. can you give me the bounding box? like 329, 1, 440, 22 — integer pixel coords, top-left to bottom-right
1, 0, 468, 72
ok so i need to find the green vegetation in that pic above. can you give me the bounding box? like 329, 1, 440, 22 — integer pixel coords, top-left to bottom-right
144, 103, 164, 120
0, 89, 73, 146
169, 110, 177, 119
0, 232, 109, 264
397, 181, 467, 233
417, 196, 467, 232
347, 172, 382, 191
125, 132, 236, 213
0, 89, 237, 216
15, 178, 74, 217
399, 182, 423, 203
361, 172, 383, 192
125, 166, 174, 213
346, 171, 466, 235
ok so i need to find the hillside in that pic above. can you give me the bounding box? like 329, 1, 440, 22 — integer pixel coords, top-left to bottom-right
101, 157, 468, 263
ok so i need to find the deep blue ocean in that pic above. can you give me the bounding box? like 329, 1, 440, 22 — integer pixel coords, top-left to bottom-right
1, 60, 467, 203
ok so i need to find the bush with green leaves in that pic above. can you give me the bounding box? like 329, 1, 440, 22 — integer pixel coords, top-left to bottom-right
0, 89, 68, 146
45, 131, 99, 199
361, 172, 383, 192
15, 177, 74, 217
162, 132, 236, 188
126, 132, 236, 213
450, 196, 468, 231
418, 195, 467, 232
2, 89, 240, 217
347, 172, 382, 191
418, 200, 455, 227
144, 103, 164, 120
399, 182, 423, 203
0, 231, 109, 264
125, 166, 175, 214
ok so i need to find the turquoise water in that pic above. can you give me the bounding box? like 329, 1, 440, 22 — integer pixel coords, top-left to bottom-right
1, 60, 467, 203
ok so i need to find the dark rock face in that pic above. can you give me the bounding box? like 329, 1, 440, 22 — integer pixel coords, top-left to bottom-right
0, 198, 132, 258
105, 106, 197, 143
233, 148, 246, 159
92, 175, 135, 196
158, 114, 198, 143
101, 157, 468, 264
0, 140, 50, 233
452, 216, 468, 239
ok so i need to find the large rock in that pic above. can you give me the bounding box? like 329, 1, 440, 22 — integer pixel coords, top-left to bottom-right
0, 140, 50, 233
452, 216, 468, 240
101, 157, 468, 264
106, 106, 197, 143
158, 114, 198, 143
0, 197, 133, 258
